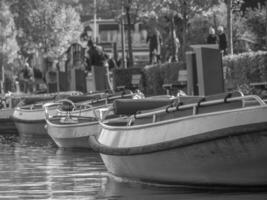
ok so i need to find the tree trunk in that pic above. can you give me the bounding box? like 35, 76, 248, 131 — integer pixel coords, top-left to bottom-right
227, 0, 233, 55
266, 0, 267, 46
126, 6, 133, 67
180, 13, 187, 63
120, 1, 126, 68
170, 17, 176, 62
180, 0, 188, 63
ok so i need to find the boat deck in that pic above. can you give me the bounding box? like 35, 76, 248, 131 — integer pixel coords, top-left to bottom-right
105, 92, 266, 127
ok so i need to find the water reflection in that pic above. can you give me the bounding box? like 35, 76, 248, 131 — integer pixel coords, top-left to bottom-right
0, 136, 266, 200
0, 139, 106, 200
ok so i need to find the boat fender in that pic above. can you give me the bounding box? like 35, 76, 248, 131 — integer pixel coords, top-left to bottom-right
197, 97, 206, 107
0, 99, 3, 109
224, 93, 232, 103
165, 103, 175, 113
175, 102, 184, 111
120, 90, 126, 97
133, 111, 141, 119
195, 97, 206, 114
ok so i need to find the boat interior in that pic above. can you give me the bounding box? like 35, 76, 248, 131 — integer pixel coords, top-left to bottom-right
104, 91, 266, 127
48, 115, 98, 125
44, 92, 134, 125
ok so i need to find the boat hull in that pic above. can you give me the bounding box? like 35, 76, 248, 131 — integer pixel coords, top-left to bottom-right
12, 106, 57, 137
46, 120, 100, 148
0, 109, 17, 134
99, 126, 267, 186
93, 105, 267, 186
14, 120, 47, 136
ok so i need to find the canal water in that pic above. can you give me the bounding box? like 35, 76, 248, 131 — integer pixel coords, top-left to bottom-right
0, 134, 266, 200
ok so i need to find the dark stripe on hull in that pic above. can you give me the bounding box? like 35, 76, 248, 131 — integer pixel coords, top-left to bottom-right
0, 119, 18, 134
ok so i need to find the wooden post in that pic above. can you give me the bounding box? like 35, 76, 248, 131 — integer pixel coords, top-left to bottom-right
56, 69, 60, 92
0, 65, 4, 94
93, 0, 97, 42
266, 0, 267, 46
227, 0, 233, 55
121, 0, 126, 68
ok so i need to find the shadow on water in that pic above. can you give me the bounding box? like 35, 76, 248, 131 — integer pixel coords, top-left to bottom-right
99, 175, 267, 200
0, 135, 266, 200
18, 134, 57, 148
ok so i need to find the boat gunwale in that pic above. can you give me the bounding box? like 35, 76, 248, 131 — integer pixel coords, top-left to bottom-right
89, 121, 267, 156
45, 117, 99, 128
57, 103, 110, 114
15, 106, 45, 112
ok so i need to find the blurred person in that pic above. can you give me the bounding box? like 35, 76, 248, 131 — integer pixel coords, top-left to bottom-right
20, 62, 34, 93
207, 27, 217, 44
217, 26, 227, 55
86, 39, 112, 90
146, 28, 162, 64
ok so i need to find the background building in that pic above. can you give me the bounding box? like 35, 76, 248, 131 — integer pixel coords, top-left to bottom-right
81, 17, 150, 66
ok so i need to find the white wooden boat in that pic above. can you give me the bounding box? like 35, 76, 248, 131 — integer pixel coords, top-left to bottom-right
0, 92, 32, 134
44, 91, 140, 148
44, 99, 100, 148
11, 97, 58, 137
89, 92, 267, 187
11, 91, 82, 137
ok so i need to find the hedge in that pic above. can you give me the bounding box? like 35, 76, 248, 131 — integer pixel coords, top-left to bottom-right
113, 51, 267, 96
223, 51, 267, 93
143, 51, 267, 95
143, 62, 186, 95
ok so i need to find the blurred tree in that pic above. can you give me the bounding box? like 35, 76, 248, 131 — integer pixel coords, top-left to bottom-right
10, 0, 83, 60
240, 0, 265, 12
0, 1, 19, 68
244, 6, 266, 50
141, 0, 221, 62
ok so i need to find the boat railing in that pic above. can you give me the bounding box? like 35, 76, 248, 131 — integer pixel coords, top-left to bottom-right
134, 95, 266, 120
43, 99, 99, 120
74, 92, 137, 109
43, 101, 65, 120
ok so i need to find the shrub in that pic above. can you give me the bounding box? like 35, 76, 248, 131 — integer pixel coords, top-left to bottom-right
112, 67, 145, 91
143, 62, 186, 95
223, 51, 267, 93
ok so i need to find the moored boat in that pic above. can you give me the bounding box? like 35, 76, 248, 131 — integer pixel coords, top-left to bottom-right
89, 92, 267, 187
0, 92, 33, 135
45, 90, 142, 148
11, 97, 59, 137
11, 91, 82, 138
44, 99, 100, 148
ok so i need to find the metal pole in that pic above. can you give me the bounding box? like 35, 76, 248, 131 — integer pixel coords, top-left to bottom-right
0, 35, 4, 94
227, 0, 233, 55
93, 0, 97, 42
121, 0, 126, 68
0, 65, 4, 95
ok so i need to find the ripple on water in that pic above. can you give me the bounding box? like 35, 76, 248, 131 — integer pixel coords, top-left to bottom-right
0, 135, 267, 200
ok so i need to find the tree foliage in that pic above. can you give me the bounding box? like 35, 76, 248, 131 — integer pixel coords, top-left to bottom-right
140, 0, 221, 61
0, 1, 19, 64
243, 6, 266, 50
10, 0, 83, 59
